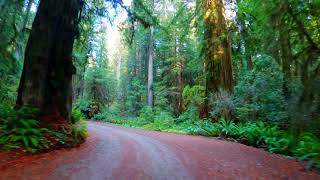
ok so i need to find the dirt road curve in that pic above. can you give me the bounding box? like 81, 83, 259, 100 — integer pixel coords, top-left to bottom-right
0, 122, 319, 180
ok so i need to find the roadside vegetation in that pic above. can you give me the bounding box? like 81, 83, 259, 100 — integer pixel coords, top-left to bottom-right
0, 105, 88, 154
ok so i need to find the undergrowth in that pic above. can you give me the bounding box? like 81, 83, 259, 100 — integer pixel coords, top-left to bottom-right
0, 106, 88, 153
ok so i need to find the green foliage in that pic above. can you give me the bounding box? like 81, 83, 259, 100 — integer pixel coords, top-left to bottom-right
210, 89, 235, 120
234, 55, 286, 122
175, 106, 201, 123
215, 119, 239, 137
71, 109, 85, 124
139, 106, 155, 122
185, 120, 220, 136
238, 122, 281, 147
142, 111, 175, 131
293, 133, 320, 169
84, 65, 117, 109
265, 133, 297, 155
0, 106, 49, 152
183, 85, 205, 109
0, 106, 88, 153
71, 120, 88, 145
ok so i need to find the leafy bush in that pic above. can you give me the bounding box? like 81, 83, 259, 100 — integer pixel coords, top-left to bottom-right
139, 106, 155, 122
185, 120, 219, 136
266, 133, 297, 155
182, 85, 205, 114
293, 133, 320, 169
0, 106, 89, 153
216, 119, 239, 137
234, 55, 286, 122
238, 122, 281, 147
93, 111, 114, 122
142, 119, 171, 131
210, 89, 235, 120
71, 109, 85, 124
0, 106, 49, 152
175, 106, 200, 123
238, 122, 265, 146
195, 120, 220, 136
71, 120, 88, 145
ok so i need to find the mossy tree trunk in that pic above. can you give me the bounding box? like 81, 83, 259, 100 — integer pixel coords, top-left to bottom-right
16, 0, 83, 123
203, 0, 234, 118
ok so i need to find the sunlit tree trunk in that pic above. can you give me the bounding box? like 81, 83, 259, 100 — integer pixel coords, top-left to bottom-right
16, 0, 82, 124
203, 0, 234, 117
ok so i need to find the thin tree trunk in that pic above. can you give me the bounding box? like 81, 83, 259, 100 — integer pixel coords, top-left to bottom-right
279, 24, 293, 100
16, 0, 82, 124
14, 0, 35, 60
147, 26, 154, 108
22, 0, 34, 30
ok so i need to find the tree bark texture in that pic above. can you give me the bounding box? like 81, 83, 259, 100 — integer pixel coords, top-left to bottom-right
16, 0, 82, 122
147, 26, 154, 108
204, 0, 233, 93
203, 0, 234, 117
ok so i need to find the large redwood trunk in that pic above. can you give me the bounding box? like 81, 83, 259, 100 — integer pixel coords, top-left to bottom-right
203, 0, 234, 117
16, 0, 82, 123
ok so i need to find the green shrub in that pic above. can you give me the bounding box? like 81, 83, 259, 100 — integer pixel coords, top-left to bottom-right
143, 111, 175, 131
175, 106, 200, 123
182, 85, 206, 108
234, 55, 286, 122
265, 133, 297, 155
93, 111, 113, 122
182, 85, 205, 118
238, 122, 265, 146
210, 89, 235, 121
71, 109, 85, 124
143, 120, 170, 131
71, 120, 88, 145
191, 120, 220, 136
0, 106, 49, 152
216, 119, 239, 137
236, 122, 280, 147
186, 125, 210, 136
139, 106, 155, 122
293, 133, 320, 169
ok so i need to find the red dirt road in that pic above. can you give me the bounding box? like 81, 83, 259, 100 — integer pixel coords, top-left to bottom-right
0, 121, 319, 180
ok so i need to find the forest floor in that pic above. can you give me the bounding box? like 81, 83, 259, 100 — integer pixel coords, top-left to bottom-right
0, 121, 319, 180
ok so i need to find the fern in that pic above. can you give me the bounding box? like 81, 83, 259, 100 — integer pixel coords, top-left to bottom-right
0, 106, 49, 152
216, 119, 239, 137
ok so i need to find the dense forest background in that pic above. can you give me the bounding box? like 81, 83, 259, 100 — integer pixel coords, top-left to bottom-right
0, 0, 319, 168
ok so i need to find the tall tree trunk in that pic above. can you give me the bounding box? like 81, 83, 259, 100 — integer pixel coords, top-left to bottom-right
236, 0, 253, 70
16, 0, 82, 124
273, 1, 293, 101
22, 0, 35, 30
14, 0, 35, 60
279, 24, 293, 100
147, 26, 154, 108
203, 0, 234, 118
